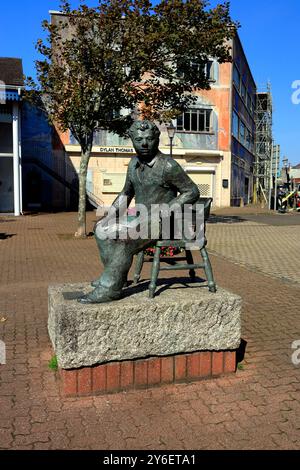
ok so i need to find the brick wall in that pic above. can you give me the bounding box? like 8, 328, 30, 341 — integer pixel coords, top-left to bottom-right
61, 350, 237, 397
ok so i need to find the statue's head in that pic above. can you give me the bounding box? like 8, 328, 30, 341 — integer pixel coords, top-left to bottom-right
128, 120, 160, 161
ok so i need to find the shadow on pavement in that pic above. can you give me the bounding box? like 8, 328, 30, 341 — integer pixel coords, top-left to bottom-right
0, 233, 16, 240
208, 215, 247, 224
236, 339, 247, 364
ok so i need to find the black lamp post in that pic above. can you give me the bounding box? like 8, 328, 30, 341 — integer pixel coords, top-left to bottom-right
166, 122, 176, 159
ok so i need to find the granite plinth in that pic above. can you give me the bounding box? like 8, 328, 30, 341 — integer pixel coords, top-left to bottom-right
48, 282, 242, 369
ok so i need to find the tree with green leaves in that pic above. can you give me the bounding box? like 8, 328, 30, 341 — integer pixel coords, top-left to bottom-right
30, 0, 237, 237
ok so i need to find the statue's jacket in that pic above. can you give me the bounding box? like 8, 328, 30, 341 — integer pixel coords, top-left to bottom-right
115, 152, 200, 211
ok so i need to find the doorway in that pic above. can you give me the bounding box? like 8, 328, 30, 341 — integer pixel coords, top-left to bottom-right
245, 177, 249, 205
25, 169, 42, 209
0, 157, 14, 212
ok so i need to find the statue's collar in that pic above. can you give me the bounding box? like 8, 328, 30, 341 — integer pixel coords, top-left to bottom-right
135, 153, 160, 169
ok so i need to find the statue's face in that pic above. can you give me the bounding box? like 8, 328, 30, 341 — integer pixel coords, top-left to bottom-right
131, 129, 159, 161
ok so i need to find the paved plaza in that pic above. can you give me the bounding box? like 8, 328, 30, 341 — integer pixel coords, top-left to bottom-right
0, 210, 300, 450
207, 211, 300, 285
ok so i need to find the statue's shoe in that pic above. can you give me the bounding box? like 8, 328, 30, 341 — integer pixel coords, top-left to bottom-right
91, 278, 129, 288
91, 278, 101, 288
78, 286, 122, 304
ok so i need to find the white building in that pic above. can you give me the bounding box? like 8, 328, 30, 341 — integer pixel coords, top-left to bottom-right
0, 58, 24, 215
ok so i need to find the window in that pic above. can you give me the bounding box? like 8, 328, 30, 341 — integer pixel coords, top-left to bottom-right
247, 92, 253, 112
250, 132, 255, 152
70, 131, 78, 145
0, 104, 12, 124
0, 104, 12, 114
205, 61, 214, 80
178, 60, 215, 81
233, 65, 240, 90
245, 128, 251, 150
239, 121, 246, 144
177, 109, 212, 132
241, 81, 247, 102
232, 111, 239, 138
232, 110, 255, 151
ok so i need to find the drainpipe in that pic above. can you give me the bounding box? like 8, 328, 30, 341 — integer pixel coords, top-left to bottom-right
18, 87, 23, 214
12, 102, 20, 216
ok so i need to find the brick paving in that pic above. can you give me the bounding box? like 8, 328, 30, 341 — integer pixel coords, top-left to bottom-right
207, 215, 300, 285
0, 211, 300, 450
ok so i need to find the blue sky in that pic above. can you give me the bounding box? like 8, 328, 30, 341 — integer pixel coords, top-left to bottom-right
0, 0, 299, 165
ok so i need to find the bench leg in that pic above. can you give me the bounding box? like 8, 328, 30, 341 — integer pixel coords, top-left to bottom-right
149, 247, 161, 298
200, 246, 217, 293
133, 251, 144, 284
185, 250, 196, 280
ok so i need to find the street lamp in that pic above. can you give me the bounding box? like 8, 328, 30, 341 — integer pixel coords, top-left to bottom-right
166, 122, 176, 159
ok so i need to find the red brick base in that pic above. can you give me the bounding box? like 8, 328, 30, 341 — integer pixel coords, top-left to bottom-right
60, 350, 236, 397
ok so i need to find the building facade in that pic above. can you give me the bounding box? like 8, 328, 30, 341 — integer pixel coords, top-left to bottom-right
26, 12, 257, 211
59, 31, 256, 209
0, 27, 257, 214
21, 102, 68, 212
231, 36, 256, 206
64, 54, 231, 208
0, 57, 71, 215
290, 163, 300, 188
0, 58, 23, 215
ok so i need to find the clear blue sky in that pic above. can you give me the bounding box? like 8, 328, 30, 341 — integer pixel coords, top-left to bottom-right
0, 0, 299, 165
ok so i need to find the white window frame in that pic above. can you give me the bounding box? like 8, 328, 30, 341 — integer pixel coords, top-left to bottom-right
176, 108, 213, 133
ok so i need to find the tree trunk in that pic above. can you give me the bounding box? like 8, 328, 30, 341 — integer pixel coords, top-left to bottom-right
75, 149, 91, 238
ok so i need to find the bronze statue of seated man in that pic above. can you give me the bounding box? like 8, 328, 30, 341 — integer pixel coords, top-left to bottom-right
78, 120, 199, 304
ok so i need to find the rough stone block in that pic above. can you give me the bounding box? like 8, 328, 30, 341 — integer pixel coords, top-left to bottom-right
48, 282, 242, 369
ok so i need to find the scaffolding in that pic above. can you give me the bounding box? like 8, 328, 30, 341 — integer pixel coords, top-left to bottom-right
254, 83, 273, 206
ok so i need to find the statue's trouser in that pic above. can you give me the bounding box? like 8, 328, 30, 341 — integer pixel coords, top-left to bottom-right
94, 226, 154, 295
